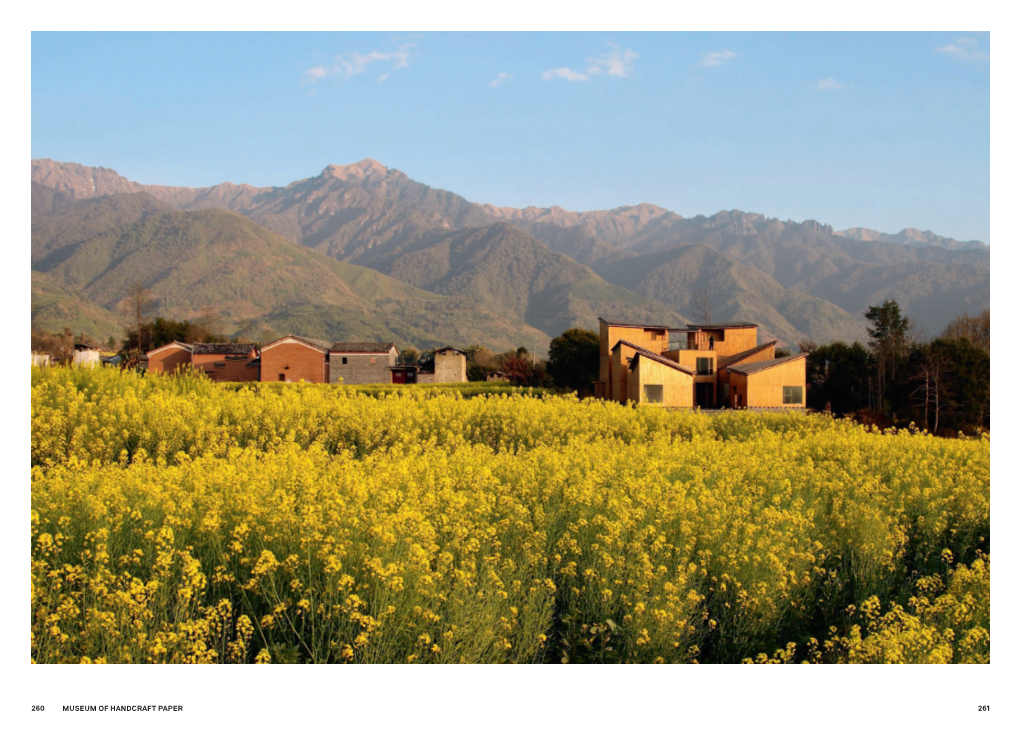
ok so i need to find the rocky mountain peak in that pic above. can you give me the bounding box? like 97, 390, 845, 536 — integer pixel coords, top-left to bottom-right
320, 159, 393, 182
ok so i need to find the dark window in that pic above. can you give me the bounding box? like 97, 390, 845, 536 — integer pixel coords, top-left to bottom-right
783, 386, 803, 404
696, 357, 714, 375
342, 357, 348, 365
643, 385, 664, 404
279, 374, 285, 382
213, 362, 226, 368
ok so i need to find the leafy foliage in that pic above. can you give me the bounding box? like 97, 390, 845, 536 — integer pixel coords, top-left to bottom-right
546, 327, 600, 391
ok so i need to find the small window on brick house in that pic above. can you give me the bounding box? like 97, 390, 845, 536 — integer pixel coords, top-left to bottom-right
214, 362, 226, 368
342, 357, 348, 365
279, 373, 285, 382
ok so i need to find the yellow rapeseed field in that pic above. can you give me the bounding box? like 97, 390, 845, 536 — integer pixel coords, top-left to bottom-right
31, 366, 990, 664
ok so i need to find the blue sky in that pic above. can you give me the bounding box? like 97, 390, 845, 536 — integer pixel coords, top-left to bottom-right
31, 32, 990, 242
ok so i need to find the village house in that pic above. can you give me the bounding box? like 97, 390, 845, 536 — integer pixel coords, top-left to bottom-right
388, 346, 468, 385
191, 343, 259, 382
431, 346, 468, 383
145, 341, 195, 375
329, 342, 398, 385
260, 335, 332, 383
596, 318, 807, 410
72, 343, 102, 367
31, 352, 52, 367
389, 365, 420, 384
145, 341, 259, 382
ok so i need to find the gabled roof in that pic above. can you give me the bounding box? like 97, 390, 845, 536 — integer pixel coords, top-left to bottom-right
330, 342, 397, 354
727, 353, 808, 376
261, 335, 333, 353
614, 340, 694, 375
191, 343, 257, 355
432, 346, 465, 355
598, 317, 670, 330
682, 322, 757, 330
719, 341, 778, 369
146, 341, 194, 356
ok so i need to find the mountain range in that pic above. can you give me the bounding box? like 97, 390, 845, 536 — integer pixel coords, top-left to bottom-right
30, 158, 989, 352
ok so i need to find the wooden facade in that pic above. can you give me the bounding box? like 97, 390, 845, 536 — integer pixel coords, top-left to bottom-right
727, 354, 808, 409
598, 319, 670, 401
597, 318, 808, 410
627, 352, 694, 407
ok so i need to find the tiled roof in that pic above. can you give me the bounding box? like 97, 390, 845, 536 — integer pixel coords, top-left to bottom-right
432, 346, 465, 355
146, 341, 194, 356
191, 343, 256, 355
727, 353, 808, 376
598, 317, 671, 330
683, 322, 757, 329
719, 341, 778, 369
262, 335, 333, 353
330, 342, 397, 354
614, 340, 695, 375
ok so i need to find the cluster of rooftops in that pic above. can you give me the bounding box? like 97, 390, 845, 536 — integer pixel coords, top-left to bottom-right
596, 318, 808, 409
142, 335, 467, 385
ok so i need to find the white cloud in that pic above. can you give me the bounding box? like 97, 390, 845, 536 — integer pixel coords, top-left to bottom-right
304, 43, 415, 83
543, 42, 637, 83
817, 77, 845, 91
936, 37, 989, 62
542, 67, 590, 82
699, 50, 737, 67
490, 72, 513, 88
586, 44, 638, 77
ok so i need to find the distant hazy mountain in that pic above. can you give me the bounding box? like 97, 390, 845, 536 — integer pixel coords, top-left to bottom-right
31, 158, 989, 347
29, 192, 548, 350
836, 226, 988, 251
366, 222, 687, 338
595, 243, 868, 345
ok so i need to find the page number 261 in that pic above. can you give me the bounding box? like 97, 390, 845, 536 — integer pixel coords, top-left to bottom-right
978, 705, 990, 712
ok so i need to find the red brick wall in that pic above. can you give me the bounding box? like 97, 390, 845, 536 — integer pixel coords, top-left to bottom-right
261, 341, 328, 383
147, 346, 192, 375
192, 351, 259, 382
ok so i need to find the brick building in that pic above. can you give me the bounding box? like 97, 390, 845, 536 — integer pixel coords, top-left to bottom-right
146, 341, 259, 382
329, 342, 398, 385
145, 341, 195, 375
260, 335, 332, 383
190, 343, 259, 382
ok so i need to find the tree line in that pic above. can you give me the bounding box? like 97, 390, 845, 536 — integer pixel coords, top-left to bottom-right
802, 302, 989, 434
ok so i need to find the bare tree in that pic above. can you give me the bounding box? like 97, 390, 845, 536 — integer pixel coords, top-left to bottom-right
258, 325, 278, 348
121, 282, 155, 356
234, 317, 259, 343
941, 309, 990, 354
910, 347, 954, 433
691, 290, 713, 324
189, 306, 226, 343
